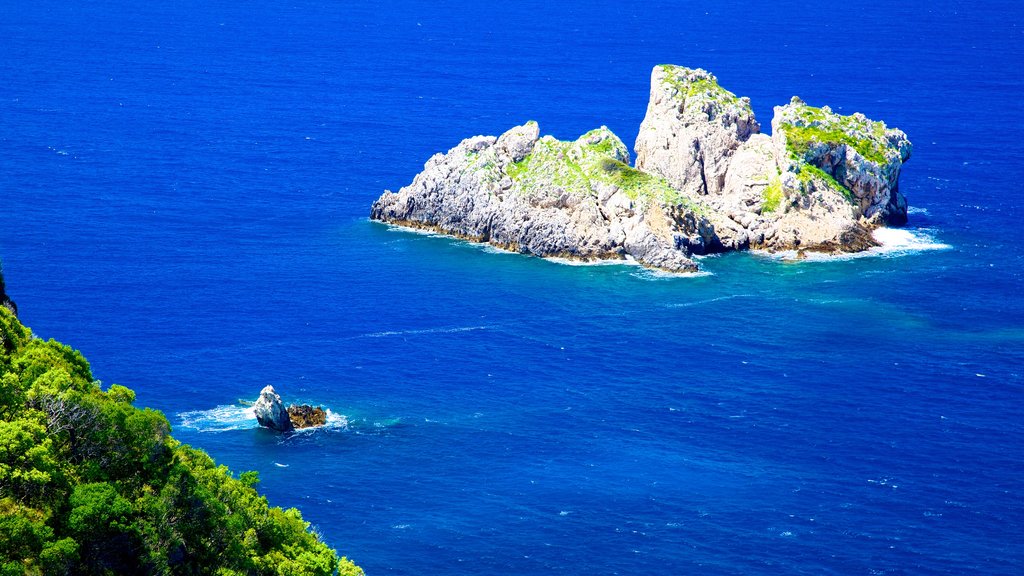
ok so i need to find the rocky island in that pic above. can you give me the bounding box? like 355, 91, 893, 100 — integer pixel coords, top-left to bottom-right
371, 65, 912, 272
254, 385, 328, 432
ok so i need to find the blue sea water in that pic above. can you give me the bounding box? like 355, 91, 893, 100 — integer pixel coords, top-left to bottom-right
2, 0, 1024, 573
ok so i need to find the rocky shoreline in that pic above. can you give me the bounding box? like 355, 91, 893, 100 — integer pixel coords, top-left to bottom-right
371, 65, 912, 273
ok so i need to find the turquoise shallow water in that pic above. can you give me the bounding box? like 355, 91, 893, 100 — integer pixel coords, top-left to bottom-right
2, 0, 1024, 573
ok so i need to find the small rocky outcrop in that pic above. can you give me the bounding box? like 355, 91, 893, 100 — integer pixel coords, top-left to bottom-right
371, 65, 914, 271
254, 385, 293, 432
253, 385, 329, 431
287, 405, 327, 428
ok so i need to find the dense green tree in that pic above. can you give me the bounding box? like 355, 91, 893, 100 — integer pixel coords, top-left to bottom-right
0, 302, 363, 575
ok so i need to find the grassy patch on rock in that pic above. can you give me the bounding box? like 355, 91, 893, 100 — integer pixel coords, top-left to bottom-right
505, 127, 705, 212
797, 164, 855, 202
657, 65, 754, 117
779, 102, 891, 165
761, 177, 783, 213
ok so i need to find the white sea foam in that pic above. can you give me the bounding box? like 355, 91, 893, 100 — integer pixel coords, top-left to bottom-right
546, 255, 638, 267
177, 404, 349, 433
757, 227, 951, 263
630, 267, 713, 280
870, 227, 951, 254
178, 404, 257, 432
667, 294, 754, 308
382, 221, 711, 275
360, 325, 491, 338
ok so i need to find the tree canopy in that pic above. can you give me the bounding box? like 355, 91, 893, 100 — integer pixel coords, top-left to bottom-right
0, 303, 362, 575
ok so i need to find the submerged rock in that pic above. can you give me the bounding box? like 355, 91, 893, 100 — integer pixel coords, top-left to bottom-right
253, 385, 293, 432
371, 65, 914, 270
288, 405, 327, 429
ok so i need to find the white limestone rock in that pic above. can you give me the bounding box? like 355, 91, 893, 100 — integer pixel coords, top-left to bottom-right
254, 385, 293, 432
371, 122, 707, 273
634, 65, 759, 197
771, 98, 912, 227
371, 66, 915, 269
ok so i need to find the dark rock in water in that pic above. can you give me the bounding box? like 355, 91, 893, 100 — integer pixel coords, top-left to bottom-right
288, 405, 327, 429
0, 270, 17, 317
253, 385, 294, 432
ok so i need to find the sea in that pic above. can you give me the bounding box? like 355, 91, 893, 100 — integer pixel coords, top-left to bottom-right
2, 1, 1023, 573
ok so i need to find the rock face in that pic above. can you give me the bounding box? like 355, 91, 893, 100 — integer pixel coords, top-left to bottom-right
771, 97, 911, 227
0, 270, 16, 317
371, 121, 711, 272
253, 385, 294, 432
371, 65, 913, 271
287, 405, 327, 429
635, 65, 759, 197
253, 386, 328, 431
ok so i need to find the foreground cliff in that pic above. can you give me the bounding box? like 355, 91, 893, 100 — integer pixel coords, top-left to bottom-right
372, 65, 913, 272
0, 279, 362, 575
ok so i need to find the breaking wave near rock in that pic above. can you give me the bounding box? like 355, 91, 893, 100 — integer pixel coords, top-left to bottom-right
178, 403, 349, 433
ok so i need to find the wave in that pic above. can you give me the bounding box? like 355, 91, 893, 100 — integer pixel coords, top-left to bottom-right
666, 294, 755, 308
757, 227, 951, 263
382, 220, 710, 275
177, 404, 349, 433
178, 404, 258, 432
358, 325, 492, 338
631, 267, 713, 280
869, 227, 951, 254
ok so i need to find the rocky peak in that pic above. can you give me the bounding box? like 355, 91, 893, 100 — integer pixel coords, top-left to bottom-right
771, 99, 912, 225
495, 121, 540, 163
253, 385, 293, 432
635, 65, 760, 196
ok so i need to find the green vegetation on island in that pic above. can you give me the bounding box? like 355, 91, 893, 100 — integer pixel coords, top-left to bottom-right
778, 101, 891, 166
775, 99, 902, 204
505, 128, 705, 211
0, 276, 362, 576
761, 176, 783, 213
656, 64, 755, 118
